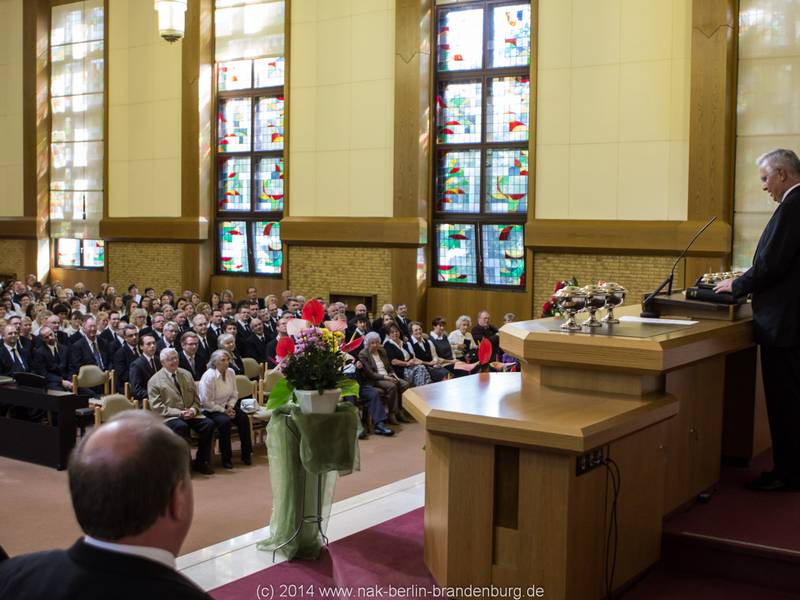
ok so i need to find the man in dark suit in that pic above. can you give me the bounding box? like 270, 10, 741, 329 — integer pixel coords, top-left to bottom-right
234, 301, 252, 339
395, 303, 411, 341
139, 313, 165, 344
98, 310, 121, 350
0, 410, 212, 599
67, 316, 108, 394
36, 314, 70, 348
31, 326, 72, 391
177, 332, 203, 381
157, 322, 180, 353
0, 324, 31, 376
243, 318, 269, 364
129, 334, 160, 405
715, 148, 800, 492
190, 314, 215, 368
112, 325, 140, 394
246, 286, 265, 309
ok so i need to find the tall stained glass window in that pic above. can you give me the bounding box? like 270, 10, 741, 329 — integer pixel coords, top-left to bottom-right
50, 0, 105, 269
215, 0, 285, 275
433, 1, 531, 288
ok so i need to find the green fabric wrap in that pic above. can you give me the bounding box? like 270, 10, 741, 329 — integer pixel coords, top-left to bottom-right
257, 402, 360, 560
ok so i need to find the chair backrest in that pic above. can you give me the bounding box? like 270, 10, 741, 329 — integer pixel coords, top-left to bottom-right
261, 368, 284, 395
235, 374, 254, 400
142, 398, 151, 411
242, 357, 261, 380
98, 394, 134, 423
77, 364, 107, 388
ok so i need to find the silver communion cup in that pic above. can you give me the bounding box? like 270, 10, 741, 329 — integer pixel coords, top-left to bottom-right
600, 282, 626, 324
555, 286, 588, 331
581, 285, 607, 328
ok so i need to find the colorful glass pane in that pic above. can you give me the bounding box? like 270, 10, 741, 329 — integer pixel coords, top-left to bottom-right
83, 239, 105, 268
56, 239, 81, 267
482, 224, 525, 286
416, 246, 427, 284
50, 41, 104, 97
218, 157, 251, 211
219, 221, 248, 272
436, 81, 482, 144
487, 77, 529, 142
436, 224, 477, 284
254, 56, 285, 87
485, 149, 528, 213
437, 8, 483, 72
255, 157, 284, 211
255, 96, 284, 151
218, 59, 252, 91
218, 97, 252, 152
490, 4, 531, 68
436, 150, 481, 213
253, 221, 283, 275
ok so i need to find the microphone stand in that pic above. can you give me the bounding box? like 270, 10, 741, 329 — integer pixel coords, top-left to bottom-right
640, 216, 718, 318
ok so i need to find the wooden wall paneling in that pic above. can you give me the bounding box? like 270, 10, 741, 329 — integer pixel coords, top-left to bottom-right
426, 286, 532, 330
391, 247, 426, 325
99, 217, 209, 241
208, 275, 287, 301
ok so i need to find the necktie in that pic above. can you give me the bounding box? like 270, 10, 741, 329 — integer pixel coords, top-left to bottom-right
149, 357, 155, 373
189, 356, 195, 373
12, 348, 24, 371
91, 341, 104, 369
200, 338, 207, 353
172, 372, 181, 395
53, 345, 59, 361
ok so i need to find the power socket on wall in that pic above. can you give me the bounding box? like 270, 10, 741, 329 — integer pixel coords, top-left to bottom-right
575, 448, 604, 476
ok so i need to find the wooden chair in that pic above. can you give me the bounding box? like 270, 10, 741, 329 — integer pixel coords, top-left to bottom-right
258, 368, 284, 405
93, 394, 136, 426
237, 374, 272, 446
242, 357, 261, 381
73, 366, 114, 435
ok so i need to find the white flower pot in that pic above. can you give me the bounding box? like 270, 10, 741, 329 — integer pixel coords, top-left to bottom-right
295, 388, 341, 414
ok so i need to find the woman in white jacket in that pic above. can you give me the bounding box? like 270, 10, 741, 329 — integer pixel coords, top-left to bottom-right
198, 350, 252, 467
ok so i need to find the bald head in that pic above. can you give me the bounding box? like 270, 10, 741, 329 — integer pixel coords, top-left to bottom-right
68, 411, 192, 552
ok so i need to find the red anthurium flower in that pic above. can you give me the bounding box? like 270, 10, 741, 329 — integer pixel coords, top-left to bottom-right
301, 298, 324, 326
478, 338, 493, 365
340, 337, 364, 354
275, 336, 295, 360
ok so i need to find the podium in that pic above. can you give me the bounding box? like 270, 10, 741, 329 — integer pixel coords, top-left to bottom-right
404, 305, 764, 599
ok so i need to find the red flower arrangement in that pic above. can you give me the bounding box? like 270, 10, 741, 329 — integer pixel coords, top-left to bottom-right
540, 278, 579, 318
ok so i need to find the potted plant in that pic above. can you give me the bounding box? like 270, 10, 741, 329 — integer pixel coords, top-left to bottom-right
266, 299, 360, 414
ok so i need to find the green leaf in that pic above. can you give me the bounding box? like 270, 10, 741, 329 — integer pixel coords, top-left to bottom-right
337, 377, 360, 399
266, 378, 295, 410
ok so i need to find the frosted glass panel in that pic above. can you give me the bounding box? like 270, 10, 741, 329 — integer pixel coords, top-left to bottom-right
50, 142, 104, 191
51, 0, 103, 46
215, 1, 285, 61
51, 41, 104, 97
51, 94, 103, 143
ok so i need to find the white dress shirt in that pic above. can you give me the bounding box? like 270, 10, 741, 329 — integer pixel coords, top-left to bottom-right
197, 367, 238, 413
83, 535, 175, 569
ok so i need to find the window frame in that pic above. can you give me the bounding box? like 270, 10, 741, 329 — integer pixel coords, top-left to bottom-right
431, 0, 531, 291
54, 238, 105, 270
213, 41, 286, 276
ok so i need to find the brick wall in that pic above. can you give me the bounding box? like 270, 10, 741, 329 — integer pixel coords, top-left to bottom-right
288, 246, 393, 314
532, 253, 686, 316
107, 242, 186, 295
0, 240, 27, 279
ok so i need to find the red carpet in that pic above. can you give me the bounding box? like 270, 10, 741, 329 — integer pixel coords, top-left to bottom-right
210, 508, 437, 599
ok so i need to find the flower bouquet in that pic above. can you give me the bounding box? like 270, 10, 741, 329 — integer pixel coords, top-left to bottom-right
540, 277, 579, 318
267, 299, 361, 413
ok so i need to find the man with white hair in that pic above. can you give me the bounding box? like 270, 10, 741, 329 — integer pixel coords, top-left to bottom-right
147, 348, 216, 475
716, 148, 800, 491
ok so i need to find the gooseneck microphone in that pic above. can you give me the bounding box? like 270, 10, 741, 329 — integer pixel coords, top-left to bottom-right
640, 216, 718, 318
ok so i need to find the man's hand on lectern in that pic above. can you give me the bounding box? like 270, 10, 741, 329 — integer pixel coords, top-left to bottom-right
713, 278, 734, 293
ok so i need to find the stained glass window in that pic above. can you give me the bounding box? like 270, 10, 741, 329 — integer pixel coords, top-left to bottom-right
487, 77, 530, 142
219, 221, 249, 273
432, 1, 532, 289
55, 239, 104, 269
437, 8, 483, 71
215, 0, 285, 275
49, 0, 105, 265
253, 221, 283, 274
482, 224, 525, 286
436, 224, 478, 284
436, 150, 481, 213
436, 81, 482, 144
485, 149, 528, 213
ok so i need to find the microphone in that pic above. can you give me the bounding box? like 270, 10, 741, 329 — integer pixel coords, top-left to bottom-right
640, 216, 718, 318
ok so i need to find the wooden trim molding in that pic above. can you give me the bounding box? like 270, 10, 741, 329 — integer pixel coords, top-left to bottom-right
99, 217, 209, 241
280, 217, 428, 247
525, 219, 731, 255
0, 217, 38, 239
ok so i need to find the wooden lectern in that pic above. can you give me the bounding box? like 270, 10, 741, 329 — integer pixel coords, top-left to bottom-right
404, 305, 766, 599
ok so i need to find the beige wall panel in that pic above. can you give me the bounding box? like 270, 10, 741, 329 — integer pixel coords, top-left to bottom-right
0, 0, 24, 217
108, 0, 181, 218
535, 0, 691, 221
289, 0, 394, 217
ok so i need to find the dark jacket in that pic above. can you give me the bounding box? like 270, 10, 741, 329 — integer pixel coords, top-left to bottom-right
0, 344, 31, 376
243, 334, 269, 364
0, 539, 211, 600
733, 186, 800, 346
31, 343, 69, 390
129, 354, 161, 400
178, 351, 203, 381
67, 336, 108, 378
113, 345, 139, 393
357, 347, 394, 382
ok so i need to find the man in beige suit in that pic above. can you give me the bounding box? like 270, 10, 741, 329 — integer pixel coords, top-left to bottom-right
148, 348, 217, 475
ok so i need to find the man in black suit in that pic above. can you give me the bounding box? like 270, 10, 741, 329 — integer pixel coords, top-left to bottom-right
208, 309, 224, 338
0, 324, 30, 376
157, 322, 180, 353
139, 313, 165, 344
98, 310, 121, 349
37, 314, 70, 348
246, 286, 265, 309
715, 148, 800, 492
0, 410, 212, 599
31, 326, 72, 391
395, 303, 411, 341
190, 314, 215, 368
178, 332, 203, 381
234, 301, 252, 338
112, 325, 140, 394
67, 316, 108, 394
243, 317, 269, 364
129, 334, 160, 405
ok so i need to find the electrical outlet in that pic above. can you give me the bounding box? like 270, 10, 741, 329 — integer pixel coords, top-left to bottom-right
576, 448, 604, 476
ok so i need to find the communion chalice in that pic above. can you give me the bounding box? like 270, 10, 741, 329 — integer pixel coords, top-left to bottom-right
581, 285, 607, 328
555, 286, 588, 331
601, 282, 627, 324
